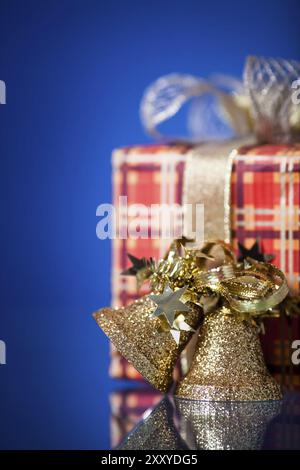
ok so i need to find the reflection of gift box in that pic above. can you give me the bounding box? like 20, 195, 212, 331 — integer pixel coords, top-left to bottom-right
109, 389, 161, 448
263, 393, 300, 449
110, 141, 300, 387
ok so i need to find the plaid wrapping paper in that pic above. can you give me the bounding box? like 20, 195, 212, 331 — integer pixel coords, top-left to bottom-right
110, 142, 300, 386
231, 143, 300, 389
110, 143, 191, 379
231, 144, 300, 291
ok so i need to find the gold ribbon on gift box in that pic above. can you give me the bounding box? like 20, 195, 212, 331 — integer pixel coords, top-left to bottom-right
140, 56, 300, 243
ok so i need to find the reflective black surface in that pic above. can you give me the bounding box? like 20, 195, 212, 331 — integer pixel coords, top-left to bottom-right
115, 391, 300, 450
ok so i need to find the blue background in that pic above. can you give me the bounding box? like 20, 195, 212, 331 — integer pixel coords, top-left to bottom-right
0, 0, 299, 449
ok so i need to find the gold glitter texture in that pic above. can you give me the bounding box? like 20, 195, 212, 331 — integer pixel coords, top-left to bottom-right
175, 308, 282, 401
175, 398, 281, 449
93, 296, 201, 392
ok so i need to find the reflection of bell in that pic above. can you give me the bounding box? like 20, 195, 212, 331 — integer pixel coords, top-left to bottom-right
175, 398, 281, 449
118, 397, 189, 450
175, 309, 282, 401
93, 296, 201, 392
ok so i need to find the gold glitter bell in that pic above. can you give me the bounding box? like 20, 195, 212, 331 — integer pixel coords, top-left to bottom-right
93, 296, 201, 392
175, 308, 282, 401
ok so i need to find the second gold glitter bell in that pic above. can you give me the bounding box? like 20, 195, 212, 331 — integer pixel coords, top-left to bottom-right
175, 307, 282, 401
93, 295, 201, 392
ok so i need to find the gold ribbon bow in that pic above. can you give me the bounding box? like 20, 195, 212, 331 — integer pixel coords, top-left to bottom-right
147, 241, 289, 342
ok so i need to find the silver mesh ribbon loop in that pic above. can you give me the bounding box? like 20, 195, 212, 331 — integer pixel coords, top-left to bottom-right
244, 56, 300, 143
140, 73, 251, 141
140, 57, 300, 143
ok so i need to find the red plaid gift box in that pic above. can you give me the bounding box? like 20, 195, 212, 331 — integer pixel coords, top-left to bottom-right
110, 141, 300, 387
231, 143, 300, 389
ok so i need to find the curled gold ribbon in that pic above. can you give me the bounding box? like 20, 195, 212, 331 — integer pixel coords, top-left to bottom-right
148, 241, 289, 322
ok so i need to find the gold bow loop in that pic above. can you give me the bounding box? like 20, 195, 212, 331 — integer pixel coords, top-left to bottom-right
194, 262, 289, 315
149, 241, 289, 330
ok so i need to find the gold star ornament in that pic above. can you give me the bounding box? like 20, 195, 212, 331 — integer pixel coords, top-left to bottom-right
149, 285, 191, 326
